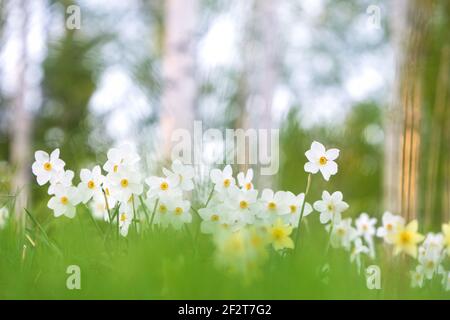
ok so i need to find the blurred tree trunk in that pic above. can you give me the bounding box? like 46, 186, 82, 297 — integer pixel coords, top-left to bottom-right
10, 0, 31, 228
243, 0, 279, 187
160, 0, 197, 161
386, 0, 450, 227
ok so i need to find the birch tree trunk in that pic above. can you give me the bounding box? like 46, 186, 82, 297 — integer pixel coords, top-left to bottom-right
160, 0, 197, 161
10, 0, 31, 228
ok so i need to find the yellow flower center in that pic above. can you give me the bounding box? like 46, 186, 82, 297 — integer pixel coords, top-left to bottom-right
399, 231, 412, 245
386, 223, 393, 231
336, 228, 346, 236
239, 200, 249, 209
43, 162, 52, 171
211, 214, 220, 222
268, 202, 277, 210
60, 196, 69, 205
113, 165, 119, 173
319, 156, 328, 165
120, 213, 127, 222
251, 234, 263, 247
160, 182, 169, 191
87, 180, 95, 189
245, 183, 252, 190
327, 204, 335, 212
290, 205, 297, 213
120, 179, 129, 188
223, 179, 231, 188
426, 260, 435, 269
175, 207, 183, 215
159, 204, 167, 214
272, 227, 285, 240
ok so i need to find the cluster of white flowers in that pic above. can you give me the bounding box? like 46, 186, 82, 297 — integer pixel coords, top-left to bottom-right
31, 141, 450, 291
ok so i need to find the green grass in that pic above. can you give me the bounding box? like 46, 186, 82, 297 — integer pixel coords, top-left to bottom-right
0, 205, 449, 300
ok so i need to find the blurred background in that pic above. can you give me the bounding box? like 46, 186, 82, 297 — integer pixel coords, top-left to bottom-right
0, 0, 448, 230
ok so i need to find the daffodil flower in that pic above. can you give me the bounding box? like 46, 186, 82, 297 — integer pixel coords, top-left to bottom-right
313, 191, 349, 225
32, 149, 65, 186
283, 191, 312, 227
237, 168, 254, 191
376, 211, 404, 243
78, 165, 105, 204
268, 218, 294, 251
47, 184, 80, 218
388, 220, 424, 258
210, 165, 235, 194
304, 141, 339, 181
48, 169, 74, 195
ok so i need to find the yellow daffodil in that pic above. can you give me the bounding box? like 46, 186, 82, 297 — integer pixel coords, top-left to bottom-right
388, 220, 424, 258
268, 219, 294, 251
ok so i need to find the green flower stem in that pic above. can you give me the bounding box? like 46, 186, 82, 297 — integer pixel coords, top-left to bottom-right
294, 173, 312, 251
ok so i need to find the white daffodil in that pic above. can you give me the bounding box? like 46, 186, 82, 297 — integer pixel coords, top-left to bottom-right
198, 204, 234, 234
0, 206, 9, 229
110, 168, 143, 203
304, 141, 339, 181
237, 168, 254, 191
32, 149, 65, 186
149, 196, 172, 228
257, 189, 290, 224
210, 165, 235, 194
48, 169, 74, 195
355, 213, 377, 241
411, 265, 425, 288
101, 178, 118, 209
418, 247, 441, 280
226, 188, 258, 226
329, 218, 357, 250
313, 191, 349, 225
103, 144, 140, 174
89, 191, 110, 221
422, 232, 445, 253
47, 184, 80, 218
350, 237, 370, 271
78, 165, 105, 204
167, 197, 192, 230
118, 201, 133, 237
283, 191, 313, 227
376, 211, 404, 243
146, 175, 180, 199
170, 159, 195, 191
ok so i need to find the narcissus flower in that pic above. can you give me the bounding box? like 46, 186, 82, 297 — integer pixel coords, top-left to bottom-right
78, 165, 105, 204
103, 143, 140, 174
48, 169, 74, 195
283, 191, 313, 227
376, 211, 404, 243
32, 149, 65, 185
267, 218, 294, 251
118, 201, 133, 237
313, 191, 349, 225
47, 184, 80, 218
146, 175, 180, 199
169, 160, 195, 191
237, 168, 254, 191
210, 165, 235, 194
227, 188, 258, 226
388, 220, 424, 258
355, 213, 377, 241
329, 218, 356, 250
257, 189, 290, 223
198, 204, 233, 234
410, 265, 425, 288
167, 197, 192, 230
110, 168, 143, 202
304, 141, 339, 181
